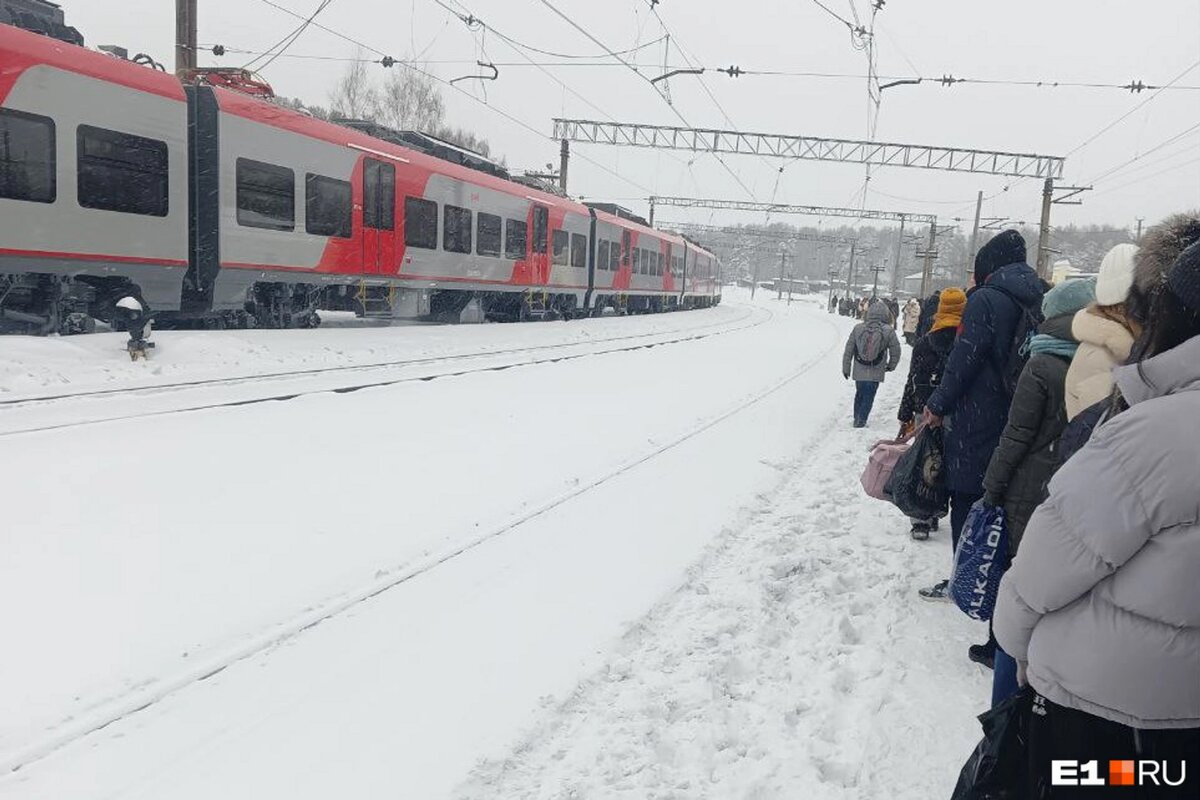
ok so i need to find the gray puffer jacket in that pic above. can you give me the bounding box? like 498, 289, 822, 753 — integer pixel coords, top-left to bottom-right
842, 303, 902, 382
994, 334, 1200, 729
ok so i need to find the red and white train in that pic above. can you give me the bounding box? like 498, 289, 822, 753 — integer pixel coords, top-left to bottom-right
0, 23, 720, 332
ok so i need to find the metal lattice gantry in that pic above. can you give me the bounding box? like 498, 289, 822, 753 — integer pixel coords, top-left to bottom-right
553, 119, 1066, 179
648, 196, 942, 296
648, 196, 936, 226
657, 221, 859, 248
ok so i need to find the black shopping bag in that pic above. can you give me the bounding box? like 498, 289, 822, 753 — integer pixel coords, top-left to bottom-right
951, 685, 1034, 800
885, 425, 948, 519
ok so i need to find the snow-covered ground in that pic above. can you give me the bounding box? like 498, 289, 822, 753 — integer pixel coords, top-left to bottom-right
0, 291, 991, 799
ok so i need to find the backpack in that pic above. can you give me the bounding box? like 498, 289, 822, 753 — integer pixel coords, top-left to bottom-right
855, 324, 888, 367
986, 285, 1042, 396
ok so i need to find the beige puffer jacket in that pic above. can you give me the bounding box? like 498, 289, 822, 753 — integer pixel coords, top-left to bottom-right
1064, 306, 1135, 420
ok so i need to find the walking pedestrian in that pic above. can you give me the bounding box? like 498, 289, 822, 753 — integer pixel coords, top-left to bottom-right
993, 240, 1200, 798
918, 230, 1044, 613
914, 290, 941, 339
897, 288, 966, 539
901, 297, 922, 345
842, 300, 902, 428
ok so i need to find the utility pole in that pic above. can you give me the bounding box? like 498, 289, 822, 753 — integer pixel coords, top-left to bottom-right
647, 197, 655, 227
1035, 177, 1054, 281
175, 0, 197, 79
966, 190, 983, 282
890, 215, 905, 297
920, 222, 936, 297
1135, 217, 1144, 242
871, 263, 887, 298
827, 268, 839, 313
777, 250, 786, 300
559, 139, 569, 194
847, 242, 858, 297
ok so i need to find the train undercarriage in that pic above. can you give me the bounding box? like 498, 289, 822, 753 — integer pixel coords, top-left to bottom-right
0, 270, 717, 336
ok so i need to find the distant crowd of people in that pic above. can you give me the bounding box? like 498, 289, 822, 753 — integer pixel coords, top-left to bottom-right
839, 215, 1199, 797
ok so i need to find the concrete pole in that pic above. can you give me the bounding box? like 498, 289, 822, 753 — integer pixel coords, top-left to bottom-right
647, 197, 655, 227
827, 268, 838, 313
559, 139, 569, 194
891, 215, 905, 296
777, 251, 785, 300
966, 190, 983, 283
920, 222, 936, 297
1135, 217, 1144, 242
1036, 177, 1054, 281
175, 0, 197, 79
847, 242, 858, 298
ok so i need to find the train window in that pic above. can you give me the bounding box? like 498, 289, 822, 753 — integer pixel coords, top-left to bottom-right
641, 249, 650, 275
0, 108, 55, 203
404, 196, 438, 249
305, 173, 351, 238
443, 205, 472, 253
597, 240, 609, 271
237, 158, 294, 230
610, 242, 620, 271
622, 231, 631, 266
570, 233, 587, 268
363, 160, 394, 230
477, 212, 502, 257
632, 248, 640, 275
505, 218, 526, 259
532, 206, 548, 253
655, 252, 663, 276
78, 125, 168, 217
552, 229, 569, 266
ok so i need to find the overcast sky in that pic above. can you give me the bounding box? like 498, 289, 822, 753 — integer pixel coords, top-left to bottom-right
66, 0, 1200, 235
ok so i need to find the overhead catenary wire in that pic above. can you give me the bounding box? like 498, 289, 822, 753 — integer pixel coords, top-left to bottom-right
249, 0, 657, 195
532, 0, 759, 201
242, 0, 334, 71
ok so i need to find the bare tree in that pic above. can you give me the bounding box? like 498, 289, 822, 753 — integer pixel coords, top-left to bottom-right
329, 52, 379, 121
377, 68, 445, 133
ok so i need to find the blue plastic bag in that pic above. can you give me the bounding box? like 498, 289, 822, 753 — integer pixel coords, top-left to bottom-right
951, 502, 1010, 621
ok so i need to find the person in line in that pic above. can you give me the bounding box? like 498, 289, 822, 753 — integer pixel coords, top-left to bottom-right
829, 293, 840, 314
993, 240, 1200, 798
885, 296, 901, 327
858, 296, 870, 319
901, 296, 922, 345
978, 277, 1095, 686
1064, 244, 1138, 420
896, 288, 966, 540
843, 300, 902, 428
919, 230, 1045, 605
914, 290, 942, 339
1057, 213, 1200, 464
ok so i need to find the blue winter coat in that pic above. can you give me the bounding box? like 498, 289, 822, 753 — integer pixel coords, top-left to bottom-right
925, 262, 1045, 493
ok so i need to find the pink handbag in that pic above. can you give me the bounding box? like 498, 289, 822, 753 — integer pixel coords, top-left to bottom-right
860, 436, 913, 501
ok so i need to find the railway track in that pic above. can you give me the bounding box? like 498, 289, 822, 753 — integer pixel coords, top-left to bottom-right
0, 310, 840, 777
0, 306, 767, 437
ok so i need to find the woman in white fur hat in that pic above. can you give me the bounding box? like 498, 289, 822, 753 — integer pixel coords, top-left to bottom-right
1064, 243, 1139, 420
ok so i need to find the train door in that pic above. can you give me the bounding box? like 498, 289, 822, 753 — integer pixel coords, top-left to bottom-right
362, 159, 396, 273
531, 204, 549, 283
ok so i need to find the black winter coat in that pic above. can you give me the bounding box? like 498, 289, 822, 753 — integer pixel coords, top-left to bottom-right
898, 326, 956, 423
980, 313, 1075, 549
926, 262, 1045, 493
914, 292, 941, 338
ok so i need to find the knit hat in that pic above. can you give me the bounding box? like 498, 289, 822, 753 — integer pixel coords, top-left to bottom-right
930, 287, 967, 333
1167, 239, 1200, 311
974, 229, 1026, 285
1042, 276, 1096, 320
1095, 243, 1138, 306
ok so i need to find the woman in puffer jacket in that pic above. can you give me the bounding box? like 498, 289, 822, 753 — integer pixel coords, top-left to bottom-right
1064, 244, 1138, 420
994, 241, 1200, 797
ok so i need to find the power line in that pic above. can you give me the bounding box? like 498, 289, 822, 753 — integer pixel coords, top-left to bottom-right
1080, 120, 1200, 186
1065, 59, 1200, 157
1087, 154, 1200, 200
249, 0, 657, 195
243, 0, 334, 71
533, 0, 759, 201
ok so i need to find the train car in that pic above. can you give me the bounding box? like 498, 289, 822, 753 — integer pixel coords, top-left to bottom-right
0, 22, 190, 332
0, 22, 720, 332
